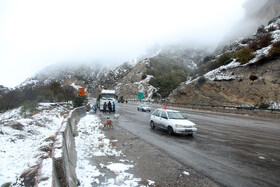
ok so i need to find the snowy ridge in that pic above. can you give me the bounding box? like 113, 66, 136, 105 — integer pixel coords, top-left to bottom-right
204, 17, 280, 81
205, 60, 240, 81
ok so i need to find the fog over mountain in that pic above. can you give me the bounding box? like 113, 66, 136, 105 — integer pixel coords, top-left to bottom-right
222, 0, 280, 43
0, 0, 278, 87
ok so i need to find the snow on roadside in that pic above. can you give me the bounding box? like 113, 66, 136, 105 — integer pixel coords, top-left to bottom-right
0, 103, 68, 186
1, 105, 155, 186
76, 114, 155, 186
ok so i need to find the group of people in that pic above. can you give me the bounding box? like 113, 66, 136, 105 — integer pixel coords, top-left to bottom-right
91, 101, 116, 114
103, 101, 115, 114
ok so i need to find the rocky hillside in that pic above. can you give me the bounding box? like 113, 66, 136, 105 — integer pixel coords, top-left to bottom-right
168, 59, 280, 107
111, 47, 208, 100
168, 17, 280, 109
0, 85, 10, 96
16, 45, 208, 102
114, 59, 158, 100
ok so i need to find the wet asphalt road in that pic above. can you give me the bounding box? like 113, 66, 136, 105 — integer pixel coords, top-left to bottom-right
111, 102, 280, 187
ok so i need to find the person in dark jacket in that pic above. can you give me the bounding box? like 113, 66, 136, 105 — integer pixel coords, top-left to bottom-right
103, 102, 107, 114
108, 101, 112, 113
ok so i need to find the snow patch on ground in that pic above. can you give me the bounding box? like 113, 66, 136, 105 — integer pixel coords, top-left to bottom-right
106, 163, 134, 174
76, 114, 155, 186
269, 101, 280, 110
1, 105, 155, 186
204, 60, 240, 81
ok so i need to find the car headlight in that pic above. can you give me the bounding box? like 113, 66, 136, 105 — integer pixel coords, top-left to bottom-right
175, 124, 185, 128
188, 125, 195, 128
176, 124, 195, 128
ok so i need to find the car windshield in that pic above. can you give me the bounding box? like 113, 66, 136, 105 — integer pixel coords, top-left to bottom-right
101, 93, 115, 99
167, 112, 185, 119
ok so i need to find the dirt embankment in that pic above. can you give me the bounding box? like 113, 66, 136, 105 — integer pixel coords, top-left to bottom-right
169, 59, 280, 108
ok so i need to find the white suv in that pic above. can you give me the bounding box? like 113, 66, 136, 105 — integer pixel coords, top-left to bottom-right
150, 109, 197, 136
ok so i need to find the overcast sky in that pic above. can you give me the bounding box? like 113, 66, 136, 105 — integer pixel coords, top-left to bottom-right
0, 0, 246, 88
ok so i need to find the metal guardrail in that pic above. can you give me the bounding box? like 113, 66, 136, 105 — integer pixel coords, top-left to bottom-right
129, 100, 280, 113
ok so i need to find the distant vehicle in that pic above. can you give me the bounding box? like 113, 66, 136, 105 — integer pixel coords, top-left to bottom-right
96, 89, 116, 111
118, 96, 125, 103
150, 109, 197, 136
236, 105, 254, 110
137, 104, 151, 112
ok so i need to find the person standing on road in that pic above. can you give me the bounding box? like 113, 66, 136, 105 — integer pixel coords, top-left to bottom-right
108, 101, 112, 114
103, 102, 107, 114
113, 102, 116, 113
92, 104, 96, 114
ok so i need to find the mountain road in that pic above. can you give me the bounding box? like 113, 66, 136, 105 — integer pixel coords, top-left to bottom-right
110, 101, 280, 187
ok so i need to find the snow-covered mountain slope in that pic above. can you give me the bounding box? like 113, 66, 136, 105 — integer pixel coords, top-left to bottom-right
18, 62, 109, 89
9, 15, 280, 108
168, 17, 280, 108
153, 46, 210, 69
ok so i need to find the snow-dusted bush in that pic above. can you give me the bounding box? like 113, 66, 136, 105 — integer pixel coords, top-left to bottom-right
197, 76, 207, 85
249, 33, 273, 51
268, 41, 280, 58
191, 52, 233, 78
258, 102, 270, 109
20, 102, 38, 117
141, 73, 147, 80
72, 95, 88, 108
235, 47, 255, 64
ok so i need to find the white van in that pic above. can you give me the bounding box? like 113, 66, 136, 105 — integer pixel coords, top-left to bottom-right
150, 109, 197, 136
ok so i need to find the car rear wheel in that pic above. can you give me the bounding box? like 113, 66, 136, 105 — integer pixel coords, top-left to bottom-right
167, 126, 174, 135
150, 121, 155, 129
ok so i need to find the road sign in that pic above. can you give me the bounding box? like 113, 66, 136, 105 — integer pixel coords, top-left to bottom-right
78, 88, 86, 96
138, 92, 144, 100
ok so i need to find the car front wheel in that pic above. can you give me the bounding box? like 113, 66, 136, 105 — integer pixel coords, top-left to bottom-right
150, 121, 155, 129
167, 126, 174, 135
